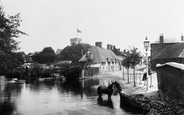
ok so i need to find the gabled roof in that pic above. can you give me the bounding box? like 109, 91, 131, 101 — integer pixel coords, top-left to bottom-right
79, 46, 119, 63
152, 43, 184, 60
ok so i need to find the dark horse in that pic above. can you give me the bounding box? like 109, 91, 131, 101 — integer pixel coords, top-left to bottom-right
97, 81, 122, 100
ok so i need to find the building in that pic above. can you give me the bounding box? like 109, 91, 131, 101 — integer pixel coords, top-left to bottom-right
70, 38, 82, 46
151, 42, 184, 71
156, 62, 184, 101
79, 42, 122, 77
150, 34, 184, 70
150, 34, 183, 60
24, 53, 34, 63
56, 48, 62, 55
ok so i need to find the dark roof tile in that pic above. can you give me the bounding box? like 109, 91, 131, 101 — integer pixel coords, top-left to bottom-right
153, 43, 184, 59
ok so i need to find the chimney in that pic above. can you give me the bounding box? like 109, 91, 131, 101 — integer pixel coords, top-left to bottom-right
95, 42, 102, 48
159, 34, 164, 44
107, 44, 111, 50
110, 45, 113, 50
181, 34, 184, 41
112, 45, 115, 50
107, 44, 114, 50
159, 34, 164, 50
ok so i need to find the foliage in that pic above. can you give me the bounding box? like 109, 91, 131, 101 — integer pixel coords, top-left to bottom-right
122, 49, 131, 83
29, 63, 44, 78
66, 66, 82, 80
28, 63, 54, 78
5, 67, 25, 79
122, 47, 142, 84
0, 7, 27, 53
57, 63, 70, 77
59, 43, 91, 64
55, 63, 82, 80
32, 47, 57, 64
129, 47, 142, 87
129, 47, 142, 67
7, 63, 55, 79
122, 49, 131, 69
0, 51, 25, 74
122, 47, 142, 69
0, 5, 27, 74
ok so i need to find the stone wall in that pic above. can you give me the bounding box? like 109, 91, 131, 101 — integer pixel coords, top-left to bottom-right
120, 93, 184, 115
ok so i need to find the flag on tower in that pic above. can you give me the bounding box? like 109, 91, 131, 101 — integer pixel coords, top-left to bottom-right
77, 29, 82, 33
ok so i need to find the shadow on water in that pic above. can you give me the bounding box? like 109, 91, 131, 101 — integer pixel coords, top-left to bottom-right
97, 97, 114, 108
55, 79, 99, 97
25, 78, 99, 97
0, 76, 23, 115
82, 79, 99, 96
25, 79, 55, 91
0, 102, 16, 115
62, 80, 82, 94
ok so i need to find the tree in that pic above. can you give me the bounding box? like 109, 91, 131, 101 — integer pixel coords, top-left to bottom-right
31, 52, 42, 63
0, 8, 27, 53
122, 47, 142, 86
122, 49, 131, 83
0, 5, 27, 74
0, 51, 25, 73
41, 47, 56, 64
12, 52, 25, 67
129, 47, 142, 87
59, 43, 91, 64
32, 47, 56, 64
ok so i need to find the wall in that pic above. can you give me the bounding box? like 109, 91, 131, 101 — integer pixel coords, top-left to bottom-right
84, 67, 99, 77
157, 64, 184, 101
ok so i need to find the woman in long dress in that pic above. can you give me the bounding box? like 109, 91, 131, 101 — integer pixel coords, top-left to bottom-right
142, 66, 152, 86
142, 72, 147, 86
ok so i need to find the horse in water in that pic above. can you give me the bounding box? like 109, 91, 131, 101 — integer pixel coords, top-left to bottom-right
97, 81, 122, 100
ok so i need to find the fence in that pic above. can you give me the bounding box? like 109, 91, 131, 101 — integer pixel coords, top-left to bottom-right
122, 71, 144, 84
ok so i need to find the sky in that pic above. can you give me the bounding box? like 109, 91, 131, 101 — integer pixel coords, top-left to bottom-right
1, 0, 184, 54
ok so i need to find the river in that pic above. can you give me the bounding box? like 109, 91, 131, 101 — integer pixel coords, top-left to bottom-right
0, 76, 143, 115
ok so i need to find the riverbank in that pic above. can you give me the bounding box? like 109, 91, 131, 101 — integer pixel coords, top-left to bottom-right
95, 70, 159, 99
94, 70, 184, 115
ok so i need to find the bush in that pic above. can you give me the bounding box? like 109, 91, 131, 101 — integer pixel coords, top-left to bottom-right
42, 70, 52, 78
65, 66, 82, 80
56, 63, 82, 80
29, 63, 44, 78
5, 67, 27, 79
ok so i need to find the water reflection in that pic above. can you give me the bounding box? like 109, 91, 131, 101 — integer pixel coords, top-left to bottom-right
0, 76, 143, 115
0, 76, 23, 115
97, 97, 114, 108
82, 79, 99, 96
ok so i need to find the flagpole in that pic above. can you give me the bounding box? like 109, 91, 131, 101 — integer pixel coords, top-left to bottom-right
76, 28, 78, 38
76, 28, 82, 38
76, 33, 78, 38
